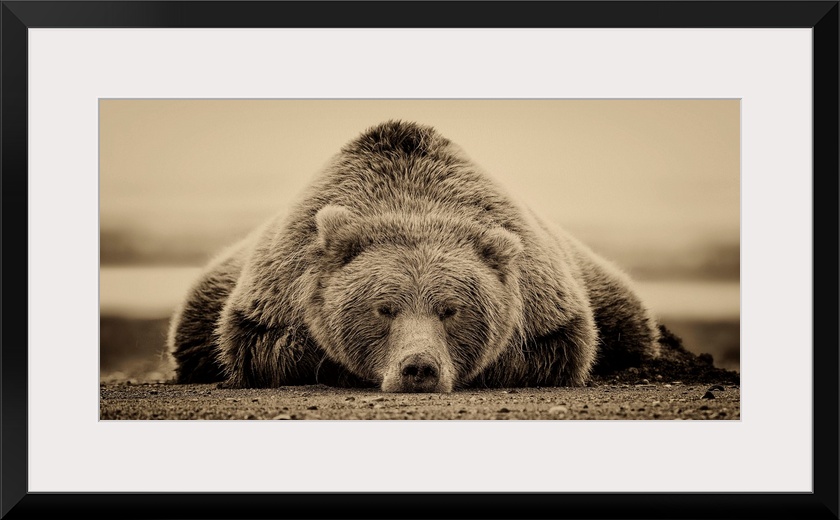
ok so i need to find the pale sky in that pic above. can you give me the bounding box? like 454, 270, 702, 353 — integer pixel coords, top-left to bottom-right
100, 99, 739, 249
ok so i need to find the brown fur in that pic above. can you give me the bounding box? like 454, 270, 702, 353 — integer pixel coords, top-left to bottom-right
168, 120, 660, 390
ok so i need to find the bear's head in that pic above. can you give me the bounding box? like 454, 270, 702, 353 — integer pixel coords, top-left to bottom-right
304, 205, 525, 393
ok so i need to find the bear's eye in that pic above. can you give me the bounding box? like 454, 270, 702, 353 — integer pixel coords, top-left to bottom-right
438, 306, 458, 320
377, 305, 399, 318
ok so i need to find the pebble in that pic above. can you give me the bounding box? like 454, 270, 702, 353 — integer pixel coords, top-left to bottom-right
307, 405, 318, 410
640, 379, 650, 385
707, 385, 725, 392
272, 413, 292, 420
548, 405, 568, 414
372, 396, 386, 402
664, 384, 672, 388
699, 405, 710, 410
344, 397, 356, 401
498, 407, 511, 413
701, 391, 716, 399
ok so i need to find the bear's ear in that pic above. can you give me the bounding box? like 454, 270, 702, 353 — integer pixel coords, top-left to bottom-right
477, 227, 524, 272
315, 205, 359, 264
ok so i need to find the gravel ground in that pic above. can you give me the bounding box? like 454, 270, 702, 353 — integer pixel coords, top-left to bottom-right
100, 381, 739, 420
100, 326, 740, 420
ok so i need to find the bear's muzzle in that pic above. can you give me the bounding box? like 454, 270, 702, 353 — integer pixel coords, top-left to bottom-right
397, 352, 441, 393
380, 315, 455, 393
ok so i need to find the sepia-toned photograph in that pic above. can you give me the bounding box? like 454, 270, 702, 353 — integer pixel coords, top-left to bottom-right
99, 99, 740, 420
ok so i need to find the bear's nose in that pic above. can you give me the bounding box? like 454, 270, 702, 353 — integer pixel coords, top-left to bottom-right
398, 353, 441, 392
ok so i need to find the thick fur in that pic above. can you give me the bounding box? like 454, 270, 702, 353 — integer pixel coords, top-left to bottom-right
168, 120, 660, 390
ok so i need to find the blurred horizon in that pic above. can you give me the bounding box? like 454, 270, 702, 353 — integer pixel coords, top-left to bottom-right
100, 217, 739, 281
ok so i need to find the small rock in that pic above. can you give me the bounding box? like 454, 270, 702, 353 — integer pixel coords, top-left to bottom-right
458, 409, 468, 414
698, 405, 710, 410
307, 405, 318, 410
707, 385, 725, 392
655, 374, 663, 381
628, 367, 640, 374
372, 396, 386, 402
640, 379, 650, 385
149, 390, 159, 395
701, 391, 716, 399
664, 384, 672, 388
504, 389, 519, 394
225, 398, 240, 402
549, 406, 568, 414
498, 407, 511, 413
344, 397, 356, 402
251, 398, 260, 403
272, 413, 292, 420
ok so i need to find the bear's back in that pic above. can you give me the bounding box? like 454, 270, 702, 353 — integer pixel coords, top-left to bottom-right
300, 120, 524, 233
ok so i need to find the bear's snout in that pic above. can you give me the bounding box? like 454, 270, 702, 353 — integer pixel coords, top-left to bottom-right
379, 316, 455, 393
398, 353, 441, 393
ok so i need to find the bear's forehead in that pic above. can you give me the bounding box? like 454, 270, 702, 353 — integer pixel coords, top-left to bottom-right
355, 247, 483, 295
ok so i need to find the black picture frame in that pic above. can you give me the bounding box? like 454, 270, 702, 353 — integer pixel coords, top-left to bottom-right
2, 2, 837, 519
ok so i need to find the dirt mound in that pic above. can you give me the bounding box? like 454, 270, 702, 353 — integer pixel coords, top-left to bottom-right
593, 325, 740, 386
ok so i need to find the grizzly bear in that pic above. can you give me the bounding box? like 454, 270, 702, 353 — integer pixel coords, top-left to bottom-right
168, 120, 660, 392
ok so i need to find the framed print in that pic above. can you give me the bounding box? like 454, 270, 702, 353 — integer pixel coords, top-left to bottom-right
3, 1, 838, 519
